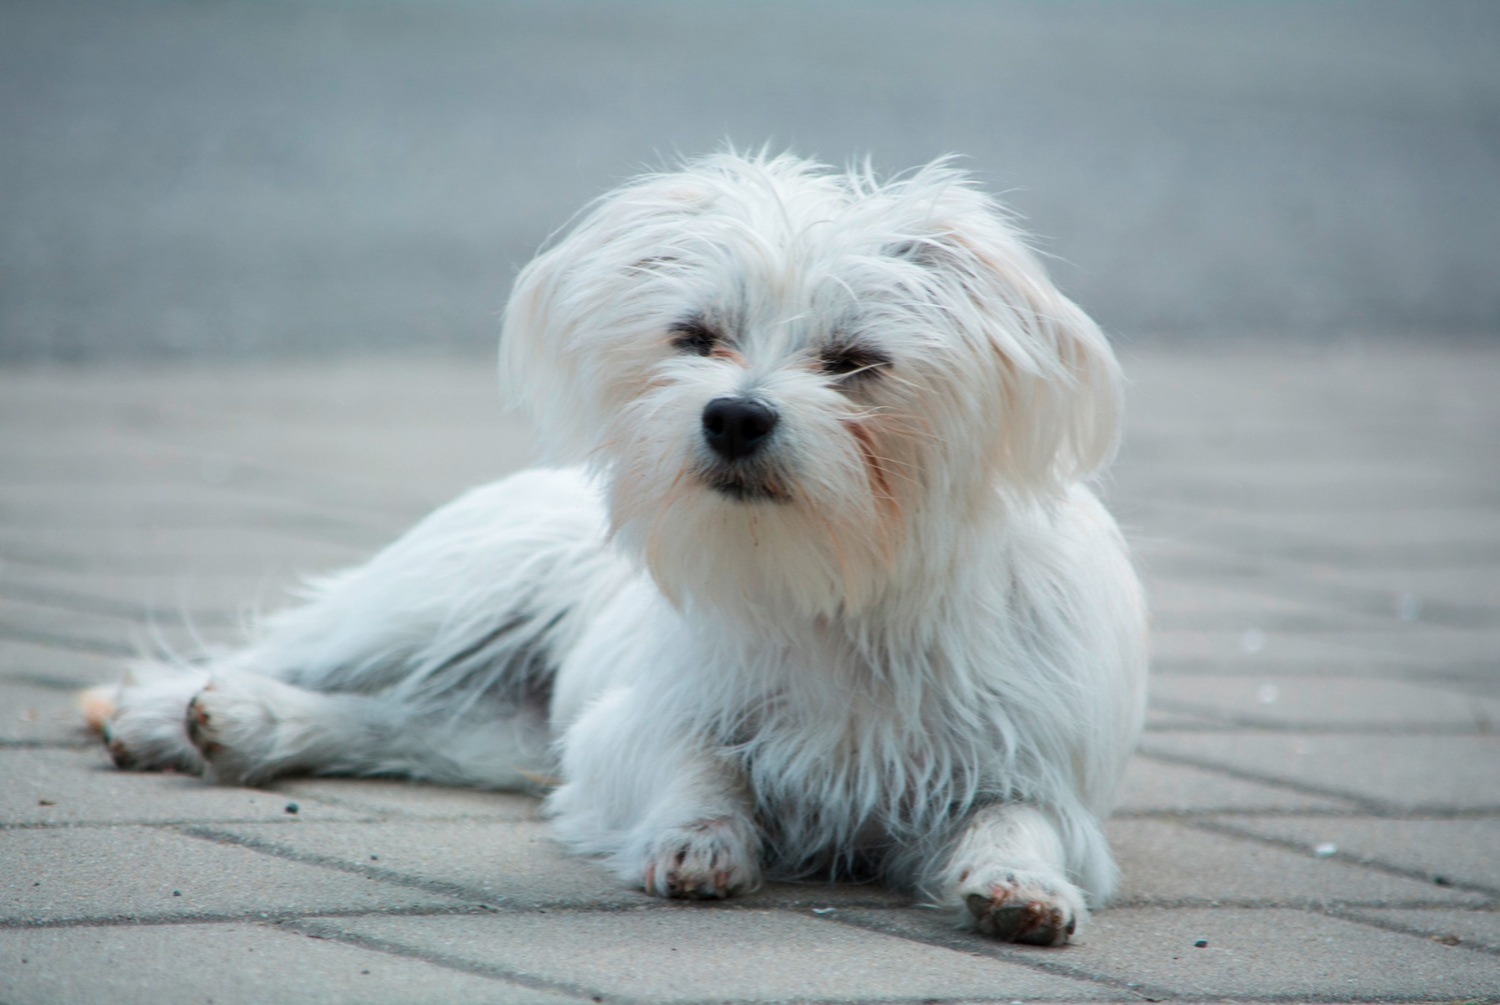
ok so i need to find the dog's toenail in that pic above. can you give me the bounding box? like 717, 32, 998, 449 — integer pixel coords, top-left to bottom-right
107, 740, 135, 769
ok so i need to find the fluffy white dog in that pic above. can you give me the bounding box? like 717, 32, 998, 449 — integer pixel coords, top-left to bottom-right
89, 152, 1146, 946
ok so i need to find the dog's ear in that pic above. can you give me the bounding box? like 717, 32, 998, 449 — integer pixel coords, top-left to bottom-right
886, 184, 1122, 495
501, 175, 718, 459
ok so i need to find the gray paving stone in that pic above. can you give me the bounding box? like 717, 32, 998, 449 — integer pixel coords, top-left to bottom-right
837, 902, 1500, 1000
0, 594, 236, 659
1108, 819, 1486, 907
1147, 628, 1422, 673
1209, 816, 1500, 893
0, 526, 370, 577
1344, 906, 1500, 953
1340, 625, 1500, 667
0, 564, 383, 635
0, 639, 119, 687
1142, 705, 1225, 730
210, 819, 905, 912
0, 568, 248, 626
211, 819, 632, 909
1069, 907, 1500, 1000
1140, 732, 1500, 811
0, 480, 402, 538
0, 375, 526, 517
0, 749, 364, 826
1146, 578, 1377, 633
0, 921, 568, 1005
1114, 755, 1361, 815
275, 778, 542, 822
318, 908, 1109, 1002
0, 437, 435, 525
1128, 465, 1500, 515
2, 827, 464, 924
1170, 510, 1500, 568
1311, 567, 1500, 623
1147, 674, 1500, 729
0, 681, 93, 747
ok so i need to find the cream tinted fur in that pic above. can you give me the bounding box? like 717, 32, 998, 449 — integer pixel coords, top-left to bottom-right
94, 153, 1147, 945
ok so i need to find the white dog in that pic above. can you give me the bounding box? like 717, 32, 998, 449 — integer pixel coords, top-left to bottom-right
89, 152, 1146, 946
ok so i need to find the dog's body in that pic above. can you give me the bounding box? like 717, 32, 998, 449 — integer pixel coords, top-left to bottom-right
93, 153, 1147, 946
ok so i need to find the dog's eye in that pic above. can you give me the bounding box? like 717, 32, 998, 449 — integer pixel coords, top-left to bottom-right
819, 345, 890, 380
670, 320, 720, 357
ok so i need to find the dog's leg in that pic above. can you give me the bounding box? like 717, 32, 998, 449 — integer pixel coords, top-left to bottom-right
936, 803, 1092, 946
178, 672, 550, 789
89, 668, 209, 774
91, 469, 613, 786
95, 656, 553, 790
547, 686, 762, 899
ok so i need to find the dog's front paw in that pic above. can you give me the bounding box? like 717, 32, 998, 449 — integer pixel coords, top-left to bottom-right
642, 817, 760, 899
959, 866, 1086, 946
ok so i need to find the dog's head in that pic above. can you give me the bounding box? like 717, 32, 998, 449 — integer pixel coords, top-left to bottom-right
502, 153, 1121, 619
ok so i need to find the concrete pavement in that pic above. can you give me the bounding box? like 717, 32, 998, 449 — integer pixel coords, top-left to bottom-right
2, 339, 1498, 1002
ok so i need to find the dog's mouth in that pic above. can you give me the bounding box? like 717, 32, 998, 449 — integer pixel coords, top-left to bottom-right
701, 465, 793, 504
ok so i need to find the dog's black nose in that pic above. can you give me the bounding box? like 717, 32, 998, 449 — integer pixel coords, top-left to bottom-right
702, 396, 778, 461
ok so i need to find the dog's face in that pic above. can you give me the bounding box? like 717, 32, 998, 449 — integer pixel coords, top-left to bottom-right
503, 154, 1121, 619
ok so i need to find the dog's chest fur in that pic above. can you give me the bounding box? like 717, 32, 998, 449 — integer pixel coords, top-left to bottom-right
696, 617, 1033, 866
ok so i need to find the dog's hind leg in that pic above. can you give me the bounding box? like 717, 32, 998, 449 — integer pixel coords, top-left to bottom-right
92, 468, 622, 785
89, 666, 210, 774
181, 672, 551, 788
92, 661, 552, 789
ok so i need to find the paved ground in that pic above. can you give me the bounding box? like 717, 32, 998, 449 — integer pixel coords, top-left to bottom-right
1, 338, 1498, 1003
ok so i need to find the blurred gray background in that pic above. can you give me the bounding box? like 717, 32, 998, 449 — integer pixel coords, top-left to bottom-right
2, 0, 1497, 361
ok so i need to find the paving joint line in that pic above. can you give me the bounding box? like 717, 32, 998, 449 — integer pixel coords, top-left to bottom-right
0, 625, 135, 658
1319, 904, 1500, 959
176, 822, 913, 913
1183, 818, 1500, 900
1149, 661, 1499, 682
817, 909, 1166, 1002
0, 813, 388, 831
0, 581, 238, 627
0, 670, 103, 690
177, 824, 507, 905
285, 917, 646, 1005
1114, 806, 1500, 820
1107, 896, 1488, 910
1143, 713, 1494, 735
1132, 747, 1391, 812
0, 903, 497, 931
0, 739, 94, 751
119, 430, 451, 521
253, 785, 541, 824
1145, 696, 1497, 735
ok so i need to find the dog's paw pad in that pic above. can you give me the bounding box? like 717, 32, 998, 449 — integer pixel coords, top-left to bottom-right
643, 817, 759, 900
966, 893, 1074, 945
960, 869, 1084, 946
103, 728, 138, 770
184, 690, 224, 756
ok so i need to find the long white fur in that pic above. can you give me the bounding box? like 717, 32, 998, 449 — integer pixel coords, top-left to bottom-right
94, 152, 1147, 944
